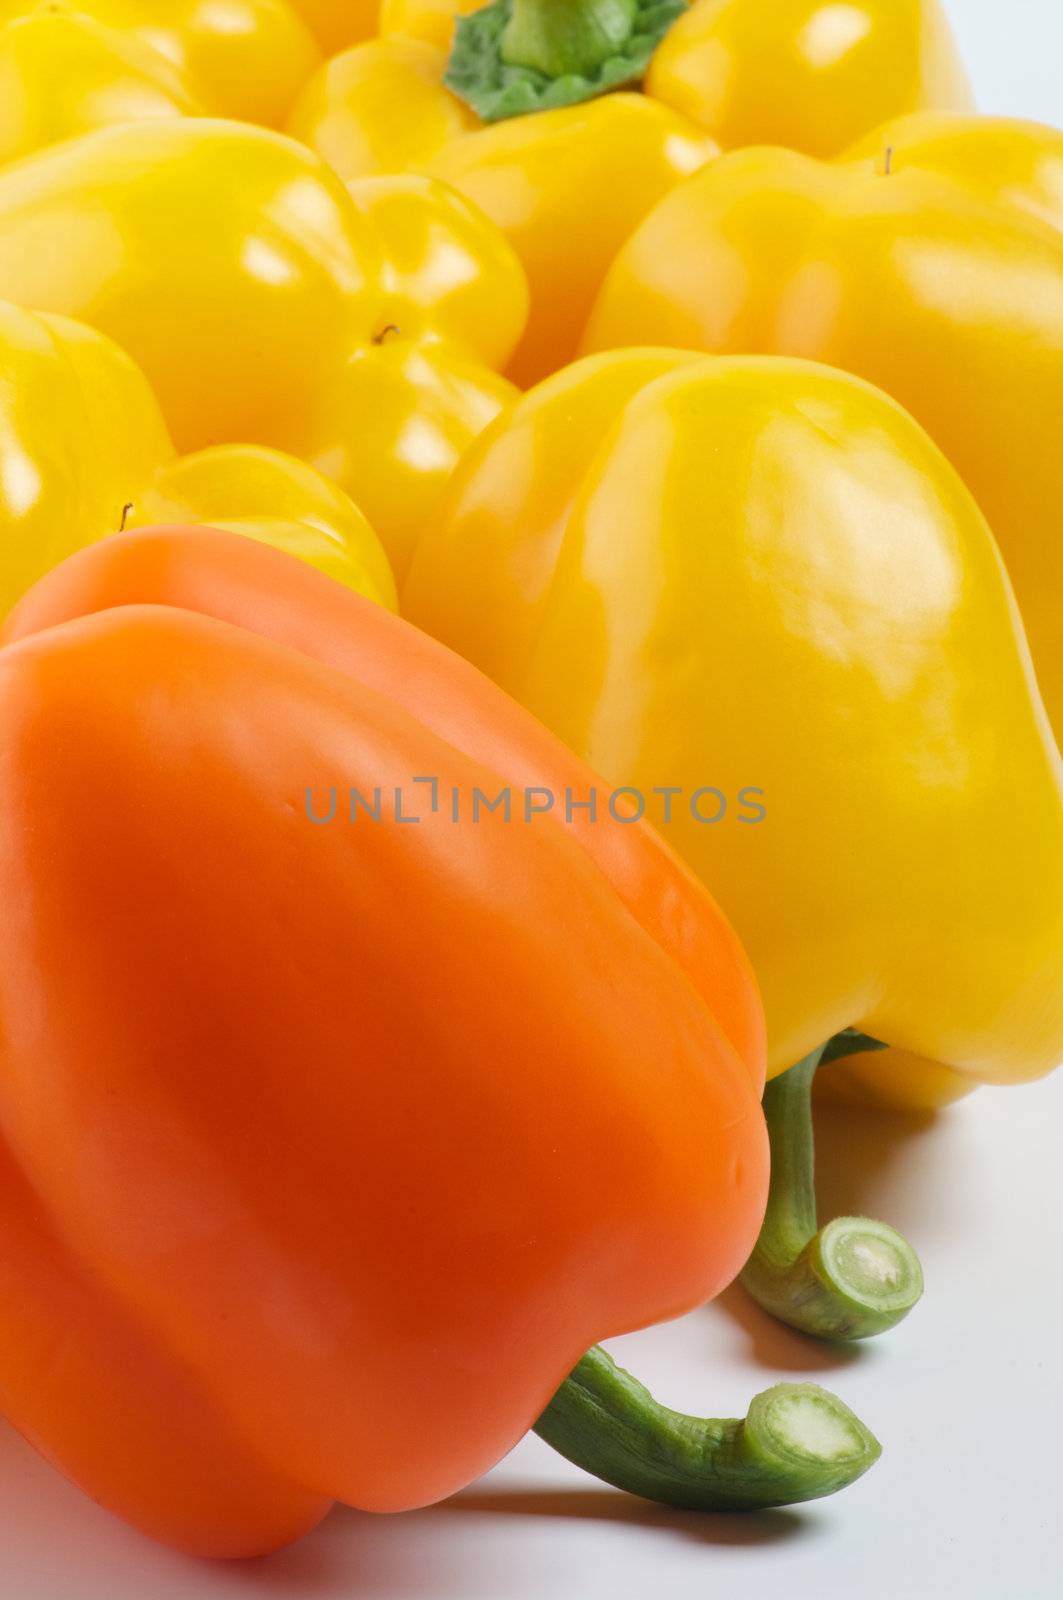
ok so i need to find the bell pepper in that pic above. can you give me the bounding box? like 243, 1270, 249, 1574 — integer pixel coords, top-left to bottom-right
0, 119, 381, 453
0, 300, 395, 615
287, 35, 481, 178
129, 445, 397, 608
381, 0, 483, 51
583, 124, 1063, 749
645, 0, 972, 158
0, 118, 518, 552
0, 0, 321, 129
0, 5, 201, 166
345, 172, 529, 370
281, 333, 517, 581
843, 110, 1063, 232
286, 1, 969, 386
427, 94, 713, 384
271, 171, 522, 578
0, 523, 883, 1556
290, 0, 381, 55
404, 350, 1063, 1336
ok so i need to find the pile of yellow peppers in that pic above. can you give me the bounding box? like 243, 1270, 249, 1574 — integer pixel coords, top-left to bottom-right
1, 0, 1062, 1561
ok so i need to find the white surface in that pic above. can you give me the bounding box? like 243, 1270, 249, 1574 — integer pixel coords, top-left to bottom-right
2, 4, 1062, 1597
2, 1071, 1062, 1598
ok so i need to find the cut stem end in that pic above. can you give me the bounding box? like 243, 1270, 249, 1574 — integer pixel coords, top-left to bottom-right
533, 1346, 881, 1512
745, 1216, 924, 1341
740, 1039, 925, 1341
745, 1382, 882, 1496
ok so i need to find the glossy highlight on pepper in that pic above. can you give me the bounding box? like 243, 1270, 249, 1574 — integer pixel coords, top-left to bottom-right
0, 119, 383, 453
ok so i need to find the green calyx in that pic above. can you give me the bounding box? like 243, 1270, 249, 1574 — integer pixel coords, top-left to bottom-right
445, 0, 686, 123
740, 1036, 925, 1341
534, 1345, 881, 1510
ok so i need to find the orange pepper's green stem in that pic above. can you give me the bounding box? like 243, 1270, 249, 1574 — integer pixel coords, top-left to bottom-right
740, 1037, 924, 1341
445, 0, 686, 122
534, 1345, 881, 1510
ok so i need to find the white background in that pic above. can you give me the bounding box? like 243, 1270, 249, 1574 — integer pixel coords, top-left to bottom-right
1, 3, 1061, 1597
951, 0, 1061, 125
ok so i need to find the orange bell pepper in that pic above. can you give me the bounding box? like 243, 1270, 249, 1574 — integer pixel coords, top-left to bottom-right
0, 525, 884, 1555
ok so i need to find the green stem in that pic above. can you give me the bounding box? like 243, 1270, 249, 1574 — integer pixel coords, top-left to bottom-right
501, 0, 638, 78
534, 1345, 881, 1510
444, 0, 686, 123
740, 1038, 924, 1341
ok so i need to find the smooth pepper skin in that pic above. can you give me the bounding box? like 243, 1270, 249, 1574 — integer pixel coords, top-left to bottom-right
404, 352, 1063, 1095
281, 335, 517, 581
0, 0, 322, 128
0, 119, 383, 454
428, 95, 716, 384
272, 171, 524, 579
287, 36, 479, 179
381, 0, 483, 50
127, 446, 397, 611
583, 138, 1063, 739
647, 0, 972, 157
0, 525, 768, 1556
291, 0, 382, 54
0, 6, 202, 164
345, 172, 530, 370
844, 111, 1063, 234
0, 301, 395, 615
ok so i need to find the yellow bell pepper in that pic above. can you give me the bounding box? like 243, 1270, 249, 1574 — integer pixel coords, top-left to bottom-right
345, 172, 529, 370
290, 0, 381, 54
0, 300, 395, 615
583, 124, 1063, 746
0, 118, 383, 453
647, 0, 972, 157
281, 333, 516, 581
129, 446, 396, 609
404, 350, 1063, 1099
380, 0, 482, 51
274, 172, 523, 576
0, 0, 321, 129
287, 36, 479, 179
0, 5, 201, 165
427, 96, 714, 384
844, 110, 1063, 232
